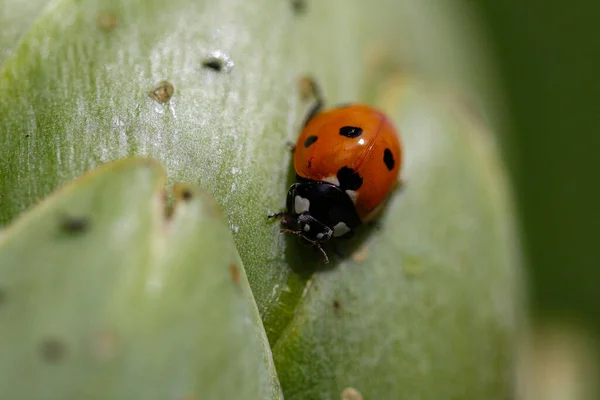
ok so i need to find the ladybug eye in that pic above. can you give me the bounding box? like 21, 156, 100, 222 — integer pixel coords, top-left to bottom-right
339, 126, 363, 138
383, 148, 395, 171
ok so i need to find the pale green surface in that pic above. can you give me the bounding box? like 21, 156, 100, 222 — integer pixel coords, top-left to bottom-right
0, 0, 51, 64
0, 0, 521, 398
0, 0, 502, 340
0, 158, 281, 399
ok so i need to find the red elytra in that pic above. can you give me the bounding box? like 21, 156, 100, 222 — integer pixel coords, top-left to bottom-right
293, 103, 402, 222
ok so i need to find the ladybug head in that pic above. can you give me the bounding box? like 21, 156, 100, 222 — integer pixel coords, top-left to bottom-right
275, 181, 361, 263
296, 213, 333, 242
280, 212, 333, 264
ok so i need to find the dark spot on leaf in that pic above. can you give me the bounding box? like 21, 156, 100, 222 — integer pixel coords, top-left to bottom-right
291, 0, 307, 14
181, 189, 193, 201
60, 215, 89, 234
304, 135, 318, 148
229, 262, 240, 285
25, 134, 30, 138
339, 126, 363, 138
97, 12, 118, 32
40, 338, 67, 363
202, 51, 235, 73
337, 166, 363, 191
383, 148, 395, 171
149, 80, 174, 103
91, 331, 120, 362
203, 60, 223, 71
333, 300, 342, 312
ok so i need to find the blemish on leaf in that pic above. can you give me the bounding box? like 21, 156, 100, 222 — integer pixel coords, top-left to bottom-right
202, 51, 235, 72
149, 80, 174, 103
97, 12, 118, 32
341, 387, 363, 400
364, 42, 388, 71
402, 255, 424, 277
60, 215, 89, 234
229, 262, 240, 285
165, 204, 175, 219
351, 245, 368, 263
181, 188, 193, 201
291, 0, 307, 14
333, 299, 342, 312
39, 338, 67, 363
91, 331, 119, 362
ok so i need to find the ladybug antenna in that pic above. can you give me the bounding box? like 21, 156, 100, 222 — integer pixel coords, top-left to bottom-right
279, 229, 330, 264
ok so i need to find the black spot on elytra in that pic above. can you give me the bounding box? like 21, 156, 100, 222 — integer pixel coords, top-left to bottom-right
383, 148, 395, 171
337, 166, 363, 191
304, 135, 318, 148
339, 126, 363, 138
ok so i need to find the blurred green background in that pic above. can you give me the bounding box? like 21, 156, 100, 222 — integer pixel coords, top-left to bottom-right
475, 2, 599, 334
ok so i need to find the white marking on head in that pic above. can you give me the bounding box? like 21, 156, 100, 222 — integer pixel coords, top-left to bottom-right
316, 233, 324, 240
333, 222, 351, 237
346, 190, 358, 204
323, 176, 340, 186
303, 224, 311, 232
294, 195, 310, 214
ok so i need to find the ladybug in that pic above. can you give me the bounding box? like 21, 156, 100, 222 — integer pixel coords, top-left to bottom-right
269, 79, 402, 263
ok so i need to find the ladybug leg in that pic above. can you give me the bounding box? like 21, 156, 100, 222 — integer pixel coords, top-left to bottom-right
286, 141, 296, 152
268, 212, 296, 227
280, 228, 330, 264
314, 242, 330, 264
302, 100, 323, 128
299, 76, 324, 127
267, 211, 286, 219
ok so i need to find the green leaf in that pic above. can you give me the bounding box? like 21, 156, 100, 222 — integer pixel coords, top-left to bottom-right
0, 0, 521, 397
0, 0, 50, 64
0, 0, 504, 343
272, 80, 521, 399
0, 158, 281, 399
